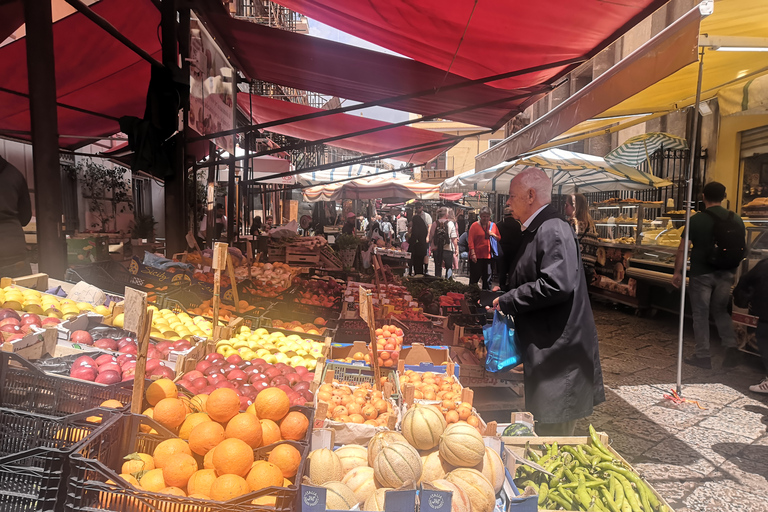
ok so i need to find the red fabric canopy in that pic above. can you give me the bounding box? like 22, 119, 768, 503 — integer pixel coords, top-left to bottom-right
0, 1, 23, 44
204, 13, 545, 129
238, 94, 457, 164
0, 0, 159, 149
272, 0, 667, 91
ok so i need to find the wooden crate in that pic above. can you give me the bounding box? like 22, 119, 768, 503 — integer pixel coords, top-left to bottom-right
504, 434, 675, 512
285, 246, 320, 266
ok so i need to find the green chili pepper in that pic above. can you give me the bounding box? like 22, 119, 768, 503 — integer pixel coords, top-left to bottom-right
589, 425, 614, 457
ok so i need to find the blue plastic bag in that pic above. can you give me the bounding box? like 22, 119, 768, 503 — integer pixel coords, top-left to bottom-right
483, 310, 521, 373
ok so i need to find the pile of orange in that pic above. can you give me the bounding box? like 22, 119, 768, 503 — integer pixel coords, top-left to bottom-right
316, 381, 394, 426
115, 379, 308, 503
399, 371, 482, 430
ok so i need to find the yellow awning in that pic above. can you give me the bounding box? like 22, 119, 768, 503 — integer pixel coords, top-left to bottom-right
477, 0, 768, 166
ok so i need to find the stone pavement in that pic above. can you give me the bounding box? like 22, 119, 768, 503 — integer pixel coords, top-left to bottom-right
581, 300, 768, 512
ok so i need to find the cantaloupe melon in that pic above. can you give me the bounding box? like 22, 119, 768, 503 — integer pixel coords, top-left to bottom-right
309, 448, 343, 484
439, 422, 485, 467
335, 445, 369, 476
419, 450, 453, 483
445, 468, 495, 512
429, 479, 471, 512
363, 487, 393, 511
474, 446, 504, 493
341, 466, 378, 504
320, 481, 358, 510
367, 431, 408, 466
401, 404, 446, 450
372, 443, 422, 488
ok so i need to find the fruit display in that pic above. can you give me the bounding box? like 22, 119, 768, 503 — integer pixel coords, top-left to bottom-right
387, 310, 430, 322
315, 381, 395, 427
369, 324, 404, 368
110, 381, 309, 503
439, 292, 465, 309
292, 276, 344, 308
145, 307, 214, 338
214, 326, 325, 369
399, 371, 483, 431
0, 309, 60, 343
178, 352, 316, 410
513, 425, 667, 512
458, 332, 487, 362
303, 411, 502, 512
266, 317, 327, 336
68, 352, 174, 383
185, 298, 260, 320
0, 285, 110, 319
244, 262, 298, 297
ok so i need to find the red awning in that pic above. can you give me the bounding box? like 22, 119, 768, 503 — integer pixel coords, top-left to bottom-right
238, 94, 457, 164
272, 0, 667, 91
0, 0, 159, 149
0, 1, 23, 44
202, 12, 546, 129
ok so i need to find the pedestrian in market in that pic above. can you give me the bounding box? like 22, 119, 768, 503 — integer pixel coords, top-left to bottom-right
0, 155, 32, 278
415, 202, 433, 275
467, 207, 499, 290
429, 207, 458, 279
397, 211, 408, 243
672, 182, 745, 369
490, 168, 605, 435
249, 215, 262, 236
457, 211, 466, 236
565, 193, 599, 284
496, 207, 522, 292
733, 257, 768, 394
380, 215, 393, 243
263, 215, 274, 233
410, 214, 429, 276
341, 212, 356, 235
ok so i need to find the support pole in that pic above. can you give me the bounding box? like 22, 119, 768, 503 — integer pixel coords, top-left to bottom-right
227, 73, 237, 243
676, 49, 705, 395
24, 0, 66, 278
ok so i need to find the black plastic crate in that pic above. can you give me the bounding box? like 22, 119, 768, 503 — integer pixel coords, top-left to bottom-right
65, 413, 309, 512
0, 407, 120, 512
0, 352, 136, 417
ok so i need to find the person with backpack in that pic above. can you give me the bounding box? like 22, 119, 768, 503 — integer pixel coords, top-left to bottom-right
672, 181, 746, 369
733, 257, 768, 393
429, 207, 458, 279
468, 207, 500, 290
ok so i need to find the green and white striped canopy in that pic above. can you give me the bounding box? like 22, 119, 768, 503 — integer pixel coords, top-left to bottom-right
440, 148, 672, 194
605, 132, 688, 167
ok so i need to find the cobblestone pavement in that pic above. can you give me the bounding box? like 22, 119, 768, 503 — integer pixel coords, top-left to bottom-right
581, 300, 768, 512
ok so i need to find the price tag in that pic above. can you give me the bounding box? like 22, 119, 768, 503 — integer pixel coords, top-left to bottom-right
409, 301, 418, 307
404, 295, 412, 301
202, 266, 211, 272
381, 299, 391, 304
345, 296, 354, 302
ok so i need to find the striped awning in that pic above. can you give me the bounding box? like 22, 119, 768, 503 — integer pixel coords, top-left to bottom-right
296, 165, 395, 187
605, 132, 688, 167
303, 175, 439, 202
440, 148, 672, 194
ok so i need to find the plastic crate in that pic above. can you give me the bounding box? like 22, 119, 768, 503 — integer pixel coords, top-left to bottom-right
65, 413, 309, 512
0, 352, 136, 417
0, 407, 120, 512
321, 361, 400, 402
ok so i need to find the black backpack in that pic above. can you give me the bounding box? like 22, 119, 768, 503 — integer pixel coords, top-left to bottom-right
434, 221, 449, 249
703, 209, 746, 270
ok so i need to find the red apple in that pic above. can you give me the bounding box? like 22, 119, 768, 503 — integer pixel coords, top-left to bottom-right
252, 380, 269, 392
70, 366, 96, 381
293, 366, 308, 375
202, 385, 216, 394
204, 353, 223, 364
94, 354, 116, 366
121, 373, 134, 382
149, 366, 175, 380
0, 309, 21, 322
117, 336, 135, 348
302, 372, 315, 382
21, 313, 41, 327
289, 393, 307, 407
19, 324, 36, 334
154, 341, 173, 354
3, 333, 23, 342
117, 354, 136, 366
293, 381, 310, 393
251, 358, 266, 366
0, 324, 20, 335
94, 338, 118, 351
118, 344, 138, 355
264, 367, 281, 379
286, 373, 302, 387
207, 373, 224, 385
184, 370, 204, 382
299, 390, 314, 403
172, 340, 192, 351
147, 347, 164, 359
227, 369, 247, 381
121, 361, 137, 372
238, 395, 253, 411
226, 354, 244, 365
98, 363, 122, 375
191, 377, 208, 390
70, 330, 93, 345
215, 381, 236, 390
95, 371, 121, 384
145, 359, 163, 372
73, 355, 97, 369
195, 360, 212, 373
41, 317, 61, 326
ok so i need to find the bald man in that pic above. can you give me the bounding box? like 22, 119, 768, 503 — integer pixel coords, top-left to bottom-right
491, 168, 604, 435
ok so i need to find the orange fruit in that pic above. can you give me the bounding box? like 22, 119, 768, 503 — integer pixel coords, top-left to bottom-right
209, 474, 250, 501
153, 438, 192, 469
279, 411, 308, 441
159, 486, 186, 496
212, 438, 254, 477
226, 413, 263, 448
187, 469, 217, 497
121, 452, 155, 475
268, 443, 302, 478
139, 408, 156, 434
139, 468, 166, 492
246, 460, 284, 492
179, 412, 211, 440
162, 453, 198, 488
203, 446, 216, 469
190, 394, 209, 413
260, 419, 282, 447
146, 379, 178, 406
188, 421, 225, 456
153, 398, 187, 430
206, 388, 240, 423
246, 403, 259, 418
253, 388, 289, 422
445, 410, 459, 423
117, 473, 140, 487
100, 399, 125, 409
252, 496, 277, 506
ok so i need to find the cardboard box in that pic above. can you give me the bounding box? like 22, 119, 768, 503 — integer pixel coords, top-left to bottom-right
503, 434, 675, 512
0, 328, 58, 360
400, 343, 451, 366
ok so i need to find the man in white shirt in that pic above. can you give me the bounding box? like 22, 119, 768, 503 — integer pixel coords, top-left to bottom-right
396, 213, 408, 243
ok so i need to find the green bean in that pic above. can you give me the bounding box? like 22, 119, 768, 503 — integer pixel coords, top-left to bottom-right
589, 425, 614, 457
576, 474, 594, 511
564, 445, 591, 466
538, 450, 555, 467
609, 475, 616, 496
550, 465, 566, 488
538, 482, 549, 506
601, 488, 621, 512
548, 492, 573, 510
621, 501, 632, 512
545, 459, 564, 473
552, 442, 559, 455
559, 479, 607, 490
584, 445, 615, 462
612, 475, 625, 511
598, 463, 659, 510
564, 467, 578, 483
520, 480, 538, 492
612, 473, 642, 512
527, 444, 541, 463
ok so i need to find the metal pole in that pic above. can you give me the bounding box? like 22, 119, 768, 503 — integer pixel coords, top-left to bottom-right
24, 0, 66, 278
207, 143, 216, 249
227, 73, 237, 243
676, 48, 705, 395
